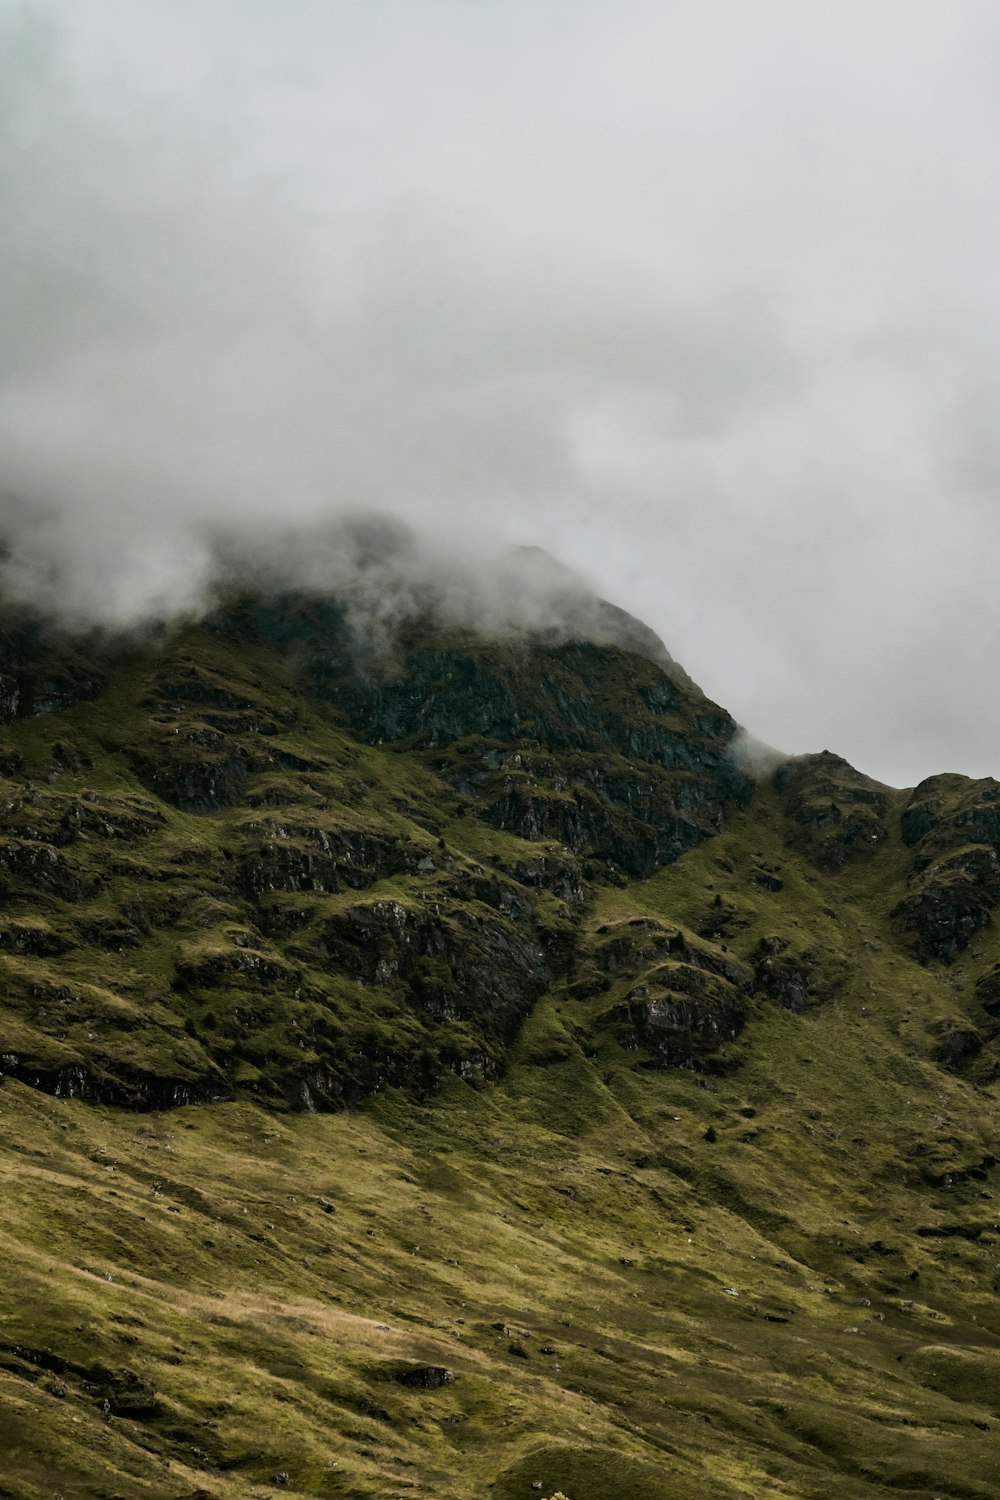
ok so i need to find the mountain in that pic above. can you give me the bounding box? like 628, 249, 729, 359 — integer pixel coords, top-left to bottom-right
1, 587, 999, 1500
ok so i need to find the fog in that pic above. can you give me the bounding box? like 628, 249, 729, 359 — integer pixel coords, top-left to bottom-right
2, 1, 1000, 787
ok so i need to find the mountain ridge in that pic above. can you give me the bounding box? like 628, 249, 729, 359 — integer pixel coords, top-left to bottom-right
1, 583, 999, 1500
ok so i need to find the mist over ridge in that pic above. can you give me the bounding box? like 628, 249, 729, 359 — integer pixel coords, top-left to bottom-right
0, 502, 684, 680
4, 1, 1000, 786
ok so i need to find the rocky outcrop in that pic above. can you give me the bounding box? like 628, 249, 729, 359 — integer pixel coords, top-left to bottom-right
394, 1365, 456, 1389
0, 671, 19, 721
752, 936, 845, 1012
974, 963, 1000, 1018
0, 838, 98, 902
479, 764, 726, 879
318, 898, 549, 1043
902, 775, 1000, 851
173, 935, 299, 990
0, 610, 114, 717
587, 918, 751, 1069
930, 1023, 985, 1072
774, 752, 889, 872
604, 961, 748, 1070
127, 724, 256, 812
235, 819, 411, 897
491, 845, 586, 909
893, 776, 1000, 962
0, 786, 165, 848
0, 1051, 222, 1109
0, 917, 72, 957
891, 854, 999, 963
593, 916, 750, 988
220, 596, 751, 882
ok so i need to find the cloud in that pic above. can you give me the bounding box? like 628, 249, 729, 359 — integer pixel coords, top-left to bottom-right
2, 0, 1000, 785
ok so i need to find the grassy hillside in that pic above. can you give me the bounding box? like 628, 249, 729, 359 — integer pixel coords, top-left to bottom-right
1, 596, 999, 1500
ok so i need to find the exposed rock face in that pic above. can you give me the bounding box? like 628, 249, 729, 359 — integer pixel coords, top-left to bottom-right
2, 586, 754, 1108
0, 838, 97, 903
0, 671, 19, 720
774, 752, 889, 871
975, 963, 1000, 1018
892, 862, 997, 964
608, 963, 748, 1069
901, 776, 1000, 850
0, 917, 71, 957
128, 725, 254, 812
468, 746, 732, 880
752, 936, 845, 1013
3, 584, 999, 1112
394, 1365, 457, 1389
218, 597, 752, 883
0, 785, 165, 847
893, 776, 1000, 962
0, 1051, 220, 1109
589, 918, 751, 1069
931, 1023, 984, 1072
319, 897, 549, 1045
0, 613, 113, 716
593, 917, 750, 989
235, 820, 412, 897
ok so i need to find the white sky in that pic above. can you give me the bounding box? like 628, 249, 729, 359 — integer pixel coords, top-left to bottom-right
2, 0, 1000, 787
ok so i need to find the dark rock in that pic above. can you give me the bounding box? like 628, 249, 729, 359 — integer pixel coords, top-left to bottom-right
318, 898, 549, 1044
774, 752, 889, 871
174, 940, 297, 991
236, 820, 409, 898
0, 671, 19, 721
0, 1052, 223, 1110
87, 1367, 159, 1419
894, 777, 1000, 961
975, 963, 1000, 1018
932, 1024, 984, 1071
594, 917, 749, 988
395, 1365, 456, 1389
226, 597, 751, 881
0, 611, 114, 716
0, 837, 97, 902
0, 918, 72, 957
75, 917, 143, 951
903, 775, 1000, 849
891, 853, 999, 963
752, 937, 843, 1012
604, 962, 748, 1069
916, 1222, 988, 1241
128, 727, 253, 812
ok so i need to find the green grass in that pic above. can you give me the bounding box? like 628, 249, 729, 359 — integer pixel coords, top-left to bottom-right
2, 603, 1000, 1498
2, 1032, 999, 1500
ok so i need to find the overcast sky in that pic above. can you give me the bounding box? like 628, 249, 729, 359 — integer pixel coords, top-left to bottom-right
2, 1, 1000, 787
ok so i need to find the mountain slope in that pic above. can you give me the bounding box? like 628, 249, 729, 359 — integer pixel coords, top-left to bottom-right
1, 591, 999, 1500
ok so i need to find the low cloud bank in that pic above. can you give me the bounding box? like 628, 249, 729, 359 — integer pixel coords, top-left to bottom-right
4, 2, 1000, 784
0, 501, 680, 681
